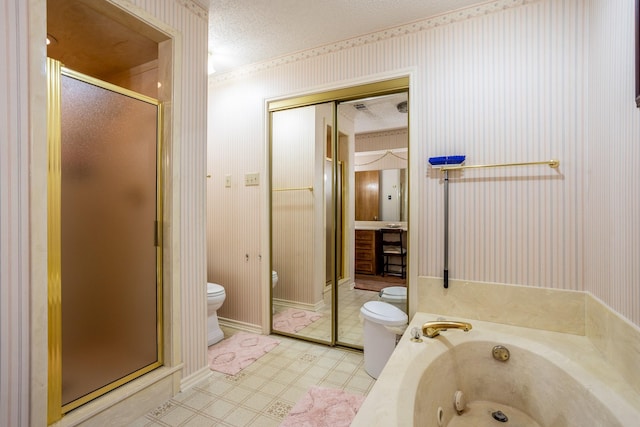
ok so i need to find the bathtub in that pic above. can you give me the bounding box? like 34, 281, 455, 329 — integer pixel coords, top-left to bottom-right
351, 312, 640, 427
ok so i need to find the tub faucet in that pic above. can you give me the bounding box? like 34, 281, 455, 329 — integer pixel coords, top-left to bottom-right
422, 320, 472, 338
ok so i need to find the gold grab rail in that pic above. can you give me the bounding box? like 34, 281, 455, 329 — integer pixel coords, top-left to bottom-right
272, 186, 314, 192
437, 158, 559, 289
440, 159, 559, 172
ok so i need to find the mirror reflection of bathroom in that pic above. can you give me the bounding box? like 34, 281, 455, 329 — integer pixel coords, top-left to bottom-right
270, 86, 408, 349
338, 92, 408, 348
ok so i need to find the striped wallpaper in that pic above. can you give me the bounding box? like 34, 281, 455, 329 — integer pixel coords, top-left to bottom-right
271, 106, 322, 308
209, 0, 640, 330
1, 2, 39, 425
126, 0, 211, 388
586, 0, 640, 325
2, 0, 209, 425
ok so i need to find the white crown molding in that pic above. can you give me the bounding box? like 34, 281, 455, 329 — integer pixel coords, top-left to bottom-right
176, 0, 208, 20
209, 0, 539, 86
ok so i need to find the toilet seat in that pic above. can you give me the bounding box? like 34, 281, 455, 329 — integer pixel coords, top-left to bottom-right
207, 282, 225, 297
360, 301, 407, 326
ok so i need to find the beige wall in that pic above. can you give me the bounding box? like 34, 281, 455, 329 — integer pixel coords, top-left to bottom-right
1, 0, 208, 425
208, 0, 640, 331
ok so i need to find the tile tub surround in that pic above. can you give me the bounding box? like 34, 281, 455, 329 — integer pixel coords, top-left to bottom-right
351, 312, 640, 427
416, 277, 640, 395
417, 276, 586, 334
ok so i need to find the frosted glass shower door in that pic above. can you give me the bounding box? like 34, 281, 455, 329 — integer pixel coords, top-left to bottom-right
52, 66, 162, 412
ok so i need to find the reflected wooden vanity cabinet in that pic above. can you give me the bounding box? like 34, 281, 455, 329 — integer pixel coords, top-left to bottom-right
355, 229, 381, 274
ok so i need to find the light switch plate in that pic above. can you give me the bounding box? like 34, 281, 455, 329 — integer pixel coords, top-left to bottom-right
245, 173, 259, 186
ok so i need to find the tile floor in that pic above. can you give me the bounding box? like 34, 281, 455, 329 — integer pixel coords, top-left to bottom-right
132, 278, 408, 426
131, 326, 377, 426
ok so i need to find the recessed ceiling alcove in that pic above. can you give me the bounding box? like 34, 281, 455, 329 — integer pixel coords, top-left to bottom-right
47, 0, 167, 82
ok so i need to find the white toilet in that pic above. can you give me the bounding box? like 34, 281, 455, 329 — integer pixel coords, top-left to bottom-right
207, 282, 226, 346
360, 301, 408, 378
271, 271, 278, 313
378, 286, 407, 313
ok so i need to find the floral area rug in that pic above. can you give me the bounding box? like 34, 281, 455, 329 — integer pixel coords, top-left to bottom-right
280, 386, 366, 427
272, 308, 323, 333
207, 332, 279, 375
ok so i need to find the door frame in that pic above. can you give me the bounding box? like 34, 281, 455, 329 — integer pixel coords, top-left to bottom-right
267, 76, 410, 348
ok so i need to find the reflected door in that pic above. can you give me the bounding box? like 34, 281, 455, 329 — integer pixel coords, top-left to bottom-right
355, 171, 380, 221
47, 60, 162, 420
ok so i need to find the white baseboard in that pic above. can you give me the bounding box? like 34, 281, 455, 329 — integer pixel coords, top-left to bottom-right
272, 297, 329, 312
218, 317, 263, 334
180, 366, 211, 392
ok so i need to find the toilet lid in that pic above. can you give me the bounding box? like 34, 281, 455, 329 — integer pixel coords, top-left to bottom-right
360, 301, 407, 326
379, 286, 407, 302
207, 282, 225, 296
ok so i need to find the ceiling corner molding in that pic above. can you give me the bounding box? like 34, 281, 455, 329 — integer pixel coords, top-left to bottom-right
176, 0, 208, 20
357, 128, 409, 140
209, 0, 539, 85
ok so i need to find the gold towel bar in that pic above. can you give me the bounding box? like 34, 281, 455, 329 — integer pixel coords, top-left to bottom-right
272, 186, 314, 192
440, 159, 559, 172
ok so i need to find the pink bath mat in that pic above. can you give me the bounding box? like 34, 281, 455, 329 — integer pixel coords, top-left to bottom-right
280, 386, 365, 427
273, 308, 323, 333
207, 332, 279, 375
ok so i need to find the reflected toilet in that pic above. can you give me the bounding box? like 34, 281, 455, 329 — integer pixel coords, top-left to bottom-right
271, 271, 278, 313
378, 286, 407, 313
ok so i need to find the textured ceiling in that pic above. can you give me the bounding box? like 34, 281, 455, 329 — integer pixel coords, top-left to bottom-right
340, 92, 408, 134
207, 0, 487, 74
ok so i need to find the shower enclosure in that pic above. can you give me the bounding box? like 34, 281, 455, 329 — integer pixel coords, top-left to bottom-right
47, 59, 163, 422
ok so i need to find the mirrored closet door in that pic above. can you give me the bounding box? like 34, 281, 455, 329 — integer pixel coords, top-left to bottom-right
271, 102, 335, 343
269, 78, 409, 349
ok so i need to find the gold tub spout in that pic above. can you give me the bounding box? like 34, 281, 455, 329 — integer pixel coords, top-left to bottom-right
422, 321, 473, 338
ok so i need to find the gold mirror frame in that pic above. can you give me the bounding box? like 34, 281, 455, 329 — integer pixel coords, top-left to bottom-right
268, 77, 409, 348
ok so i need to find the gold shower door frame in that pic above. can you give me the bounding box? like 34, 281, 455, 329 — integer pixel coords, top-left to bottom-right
46, 58, 164, 423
